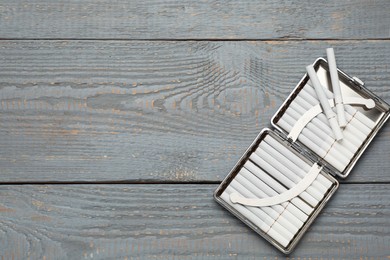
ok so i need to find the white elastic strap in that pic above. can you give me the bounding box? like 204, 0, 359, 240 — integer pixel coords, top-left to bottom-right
287, 97, 374, 141
342, 97, 375, 109
288, 104, 322, 141
230, 163, 323, 207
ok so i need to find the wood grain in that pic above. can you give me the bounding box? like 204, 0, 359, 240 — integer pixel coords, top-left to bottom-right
1, 1, 389, 259
0, 1, 389, 39
0, 40, 389, 183
0, 184, 388, 259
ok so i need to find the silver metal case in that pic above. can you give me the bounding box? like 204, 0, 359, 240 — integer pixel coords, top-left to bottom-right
271, 58, 390, 178
214, 57, 390, 254
214, 129, 339, 254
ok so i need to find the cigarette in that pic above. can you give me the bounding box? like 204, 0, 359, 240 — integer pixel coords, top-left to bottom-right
326, 48, 347, 127
278, 116, 347, 171
286, 106, 354, 159
257, 141, 325, 201
298, 89, 366, 146
306, 65, 343, 141
244, 161, 314, 215
260, 137, 329, 194
304, 84, 376, 130
300, 87, 370, 162
347, 106, 376, 130
229, 179, 298, 237
234, 173, 306, 230
227, 183, 296, 240
220, 189, 290, 247
239, 168, 309, 223
315, 81, 376, 130
249, 151, 320, 207
283, 112, 350, 164
342, 109, 371, 136
342, 111, 370, 140
263, 135, 334, 190
290, 97, 360, 152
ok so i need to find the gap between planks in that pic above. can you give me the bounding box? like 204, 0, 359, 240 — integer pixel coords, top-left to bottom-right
0, 181, 389, 185
0, 38, 390, 42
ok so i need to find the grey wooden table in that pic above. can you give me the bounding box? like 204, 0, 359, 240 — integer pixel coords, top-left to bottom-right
0, 1, 389, 259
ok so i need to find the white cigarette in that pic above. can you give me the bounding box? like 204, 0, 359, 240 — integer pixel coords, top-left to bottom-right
300, 87, 369, 158
234, 171, 308, 229
290, 96, 360, 151
220, 190, 290, 247
263, 135, 334, 190
260, 137, 329, 194
229, 180, 298, 238
289, 100, 360, 154
249, 152, 320, 207
306, 65, 343, 141
278, 116, 347, 171
342, 111, 370, 140
299, 129, 347, 171
282, 114, 348, 171
327, 48, 347, 127
348, 107, 376, 130
234, 173, 306, 229
257, 141, 325, 201
304, 84, 376, 130
244, 161, 314, 215
286, 106, 355, 159
227, 183, 296, 240
342, 109, 371, 136
239, 168, 309, 223
315, 80, 376, 130
298, 89, 366, 147
283, 112, 350, 166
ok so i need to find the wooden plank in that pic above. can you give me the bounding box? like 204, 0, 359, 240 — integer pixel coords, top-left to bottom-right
0, 40, 389, 183
0, 1, 389, 39
0, 184, 388, 259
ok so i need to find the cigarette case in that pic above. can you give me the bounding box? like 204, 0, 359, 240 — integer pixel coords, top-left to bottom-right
214, 57, 390, 254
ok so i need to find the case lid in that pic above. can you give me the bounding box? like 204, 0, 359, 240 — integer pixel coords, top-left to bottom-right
271, 58, 390, 178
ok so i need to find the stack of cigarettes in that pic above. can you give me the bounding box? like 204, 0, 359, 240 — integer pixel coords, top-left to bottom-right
278, 48, 376, 172
220, 133, 335, 247
214, 48, 390, 253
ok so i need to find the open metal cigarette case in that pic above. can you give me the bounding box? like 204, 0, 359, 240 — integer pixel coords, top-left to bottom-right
214, 58, 390, 254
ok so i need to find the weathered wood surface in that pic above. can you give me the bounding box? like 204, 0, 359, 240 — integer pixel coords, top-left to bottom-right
0, 40, 389, 183
0, 184, 388, 259
1, 1, 389, 258
1, 1, 390, 39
